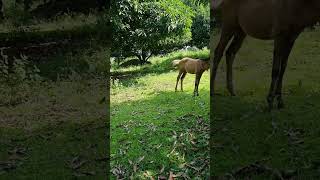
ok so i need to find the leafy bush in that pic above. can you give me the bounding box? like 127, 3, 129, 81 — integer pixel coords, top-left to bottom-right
5, 2, 32, 27
0, 52, 41, 83
190, 4, 210, 49
111, 0, 194, 64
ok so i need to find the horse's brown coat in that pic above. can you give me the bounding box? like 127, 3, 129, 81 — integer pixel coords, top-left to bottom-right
173, 57, 209, 96
211, 0, 320, 110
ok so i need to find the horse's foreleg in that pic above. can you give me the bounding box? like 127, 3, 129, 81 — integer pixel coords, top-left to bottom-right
180, 72, 187, 91
194, 72, 203, 96
225, 29, 246, 96
175, 71, 182, 92
211, 28, 234, 97
275, 34, 298, 109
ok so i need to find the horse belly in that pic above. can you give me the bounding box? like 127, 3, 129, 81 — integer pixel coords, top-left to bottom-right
238, 1, 274, 40
185, 63, 197, 74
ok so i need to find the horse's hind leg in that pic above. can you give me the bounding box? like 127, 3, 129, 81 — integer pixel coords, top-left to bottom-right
175, 71, 183, 92
226, 29, 246, 96
180, 72, 187, 91
194, 72, 203, 96
275, 34, 299, 109
267, 35, 297, 110
211, 27, 234, 96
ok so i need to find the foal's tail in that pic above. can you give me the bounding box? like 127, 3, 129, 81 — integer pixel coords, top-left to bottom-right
172, 59, 181, 67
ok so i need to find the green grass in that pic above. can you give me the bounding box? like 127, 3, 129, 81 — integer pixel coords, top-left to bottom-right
0, 3, 110, 178
211, 28, 320, 179
0, 78, 108, 179
111, 50, 210, 179
111, 28, 320, 179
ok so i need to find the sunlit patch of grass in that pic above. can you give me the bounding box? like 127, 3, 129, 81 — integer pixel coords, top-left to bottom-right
111, 50, 210, 179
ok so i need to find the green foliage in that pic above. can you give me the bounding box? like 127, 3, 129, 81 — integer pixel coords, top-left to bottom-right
182, 0, 209, 7
5, 3, 32, 27
111, 0, 194, 63
0, 53, 42, 84
190, 4, 210, 48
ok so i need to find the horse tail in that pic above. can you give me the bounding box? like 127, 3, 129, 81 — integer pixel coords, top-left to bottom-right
172, 59, 181, 67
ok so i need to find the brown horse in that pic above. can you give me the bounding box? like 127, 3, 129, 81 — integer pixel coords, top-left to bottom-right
211, 0, 320, 110
173, 57, 210, 96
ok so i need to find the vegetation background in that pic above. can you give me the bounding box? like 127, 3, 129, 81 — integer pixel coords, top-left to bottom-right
0, 0, 110, 178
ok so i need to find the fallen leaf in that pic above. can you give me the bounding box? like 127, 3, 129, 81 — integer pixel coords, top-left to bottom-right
133, 164, 137, 173
70, 156, 87, 170
137, 156, 145, 163
160, 165, 165, 173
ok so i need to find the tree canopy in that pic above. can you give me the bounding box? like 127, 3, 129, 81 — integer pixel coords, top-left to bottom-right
111, 0, 209, 64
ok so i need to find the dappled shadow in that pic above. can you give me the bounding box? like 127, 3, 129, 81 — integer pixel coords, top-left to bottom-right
210, 92, 320, 179
0, 119, 107, 179
111, 90, 210, 179
209, 28, 320, 178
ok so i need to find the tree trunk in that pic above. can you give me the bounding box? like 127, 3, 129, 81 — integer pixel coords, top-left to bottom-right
141, 50, 147, 63
134, 53, 143, 65
0, 0, 4, 20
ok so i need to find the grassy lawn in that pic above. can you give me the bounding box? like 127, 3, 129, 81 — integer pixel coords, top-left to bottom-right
0, 78, 108, 179
211, 28, 320, 179
111, 49, 210, 179
0, 1, 110, 178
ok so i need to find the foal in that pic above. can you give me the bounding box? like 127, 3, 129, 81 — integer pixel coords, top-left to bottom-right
211, 0, 320, 110
173, 57, 210, 96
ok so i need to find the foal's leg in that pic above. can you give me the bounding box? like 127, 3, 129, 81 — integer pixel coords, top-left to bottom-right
194, 72, 203, 96
267, 35, 297, 110
275, 34, 299, 109
180, 72, 187, 91
175, 71, 183, 92
225, 29, 246, 96
211, 27, 234, 96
